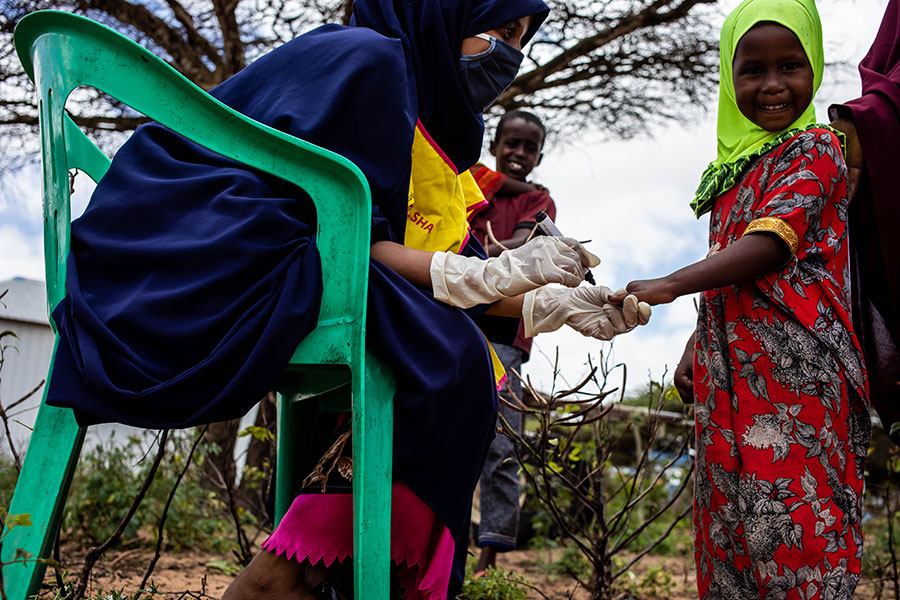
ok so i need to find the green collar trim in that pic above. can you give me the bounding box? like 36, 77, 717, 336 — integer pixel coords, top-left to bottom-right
690, 124, 845, 219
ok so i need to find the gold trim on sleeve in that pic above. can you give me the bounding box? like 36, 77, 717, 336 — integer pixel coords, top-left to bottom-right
742, 217, 799, 255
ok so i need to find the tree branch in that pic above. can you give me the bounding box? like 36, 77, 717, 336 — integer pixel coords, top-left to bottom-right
500, 0, 717, 103
72, 430, 170, 600
137, 426, 209, 597
163, 0, 224, 70
211, 0, 246, 79
75, 0, 216, 87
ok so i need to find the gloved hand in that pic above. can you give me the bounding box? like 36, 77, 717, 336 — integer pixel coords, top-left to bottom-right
430, 236, 600, 308
523, 285, 652, 340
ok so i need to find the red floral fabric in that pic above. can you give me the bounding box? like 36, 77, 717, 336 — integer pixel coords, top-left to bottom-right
692, 129, 871, 600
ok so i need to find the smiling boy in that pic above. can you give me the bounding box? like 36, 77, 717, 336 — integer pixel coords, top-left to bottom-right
467, 110, 555, 574
469, 110, 552, 257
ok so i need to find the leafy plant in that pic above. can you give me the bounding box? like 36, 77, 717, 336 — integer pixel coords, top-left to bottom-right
61, 431, 239, 552
547, 544, 591, 581
0, 505, 60, 599
460, 566, 530, 600
616, 563, 677, 599
0, 456, 19, 508
859, 445, 900, 599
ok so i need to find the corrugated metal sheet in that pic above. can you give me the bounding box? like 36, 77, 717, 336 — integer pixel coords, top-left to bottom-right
0, 278, 49, 326
0, 319, 54, 452
0, 279, 53, 450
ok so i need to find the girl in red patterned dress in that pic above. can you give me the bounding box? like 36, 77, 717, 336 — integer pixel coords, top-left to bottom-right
611, 0, 871, 598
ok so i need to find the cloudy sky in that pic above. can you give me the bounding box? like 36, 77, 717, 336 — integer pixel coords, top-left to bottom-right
0, 0, 889, 403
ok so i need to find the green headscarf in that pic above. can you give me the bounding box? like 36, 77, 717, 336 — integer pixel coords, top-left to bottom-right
691, 0, 827, 218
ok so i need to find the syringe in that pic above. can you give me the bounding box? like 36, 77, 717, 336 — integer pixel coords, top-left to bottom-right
534, 210, 596, 285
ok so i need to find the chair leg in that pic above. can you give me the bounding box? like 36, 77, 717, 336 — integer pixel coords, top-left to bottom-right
274, 391, 319, 525
2, 403, 85, 599
352, 351, 395, 600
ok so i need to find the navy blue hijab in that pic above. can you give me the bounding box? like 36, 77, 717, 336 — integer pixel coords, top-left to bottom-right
352, 0, 548, 170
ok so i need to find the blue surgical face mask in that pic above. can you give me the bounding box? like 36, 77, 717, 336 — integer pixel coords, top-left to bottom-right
458, 33, 524, 113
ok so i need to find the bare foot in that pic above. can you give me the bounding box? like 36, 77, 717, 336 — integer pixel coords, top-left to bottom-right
473, 545, 497, 574
222, 550, 351, 600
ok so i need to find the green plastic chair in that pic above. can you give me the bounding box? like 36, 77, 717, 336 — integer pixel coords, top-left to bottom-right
6, 10, 395, 599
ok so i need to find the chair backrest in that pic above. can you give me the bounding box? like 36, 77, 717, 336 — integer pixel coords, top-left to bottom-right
14, 10, 372, 360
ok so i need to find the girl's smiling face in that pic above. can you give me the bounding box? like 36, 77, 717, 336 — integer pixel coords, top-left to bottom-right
732, 22, 814, 132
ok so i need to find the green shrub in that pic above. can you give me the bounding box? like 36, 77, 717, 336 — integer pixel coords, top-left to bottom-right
61, 430, 237, 552
616, 564, 677, 599
517, 424, 693, 559
63, 435, 146, 543
602, 467, 694, 557
0, 454, 19, 507
460, 566, 530, 600
548, 544, 591, 581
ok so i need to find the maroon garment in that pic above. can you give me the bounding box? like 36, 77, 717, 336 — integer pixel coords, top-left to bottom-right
830, 0, 900, 443
468, 164, 556, 358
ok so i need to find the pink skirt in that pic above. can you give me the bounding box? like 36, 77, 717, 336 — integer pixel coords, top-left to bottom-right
261, 482, 456, 600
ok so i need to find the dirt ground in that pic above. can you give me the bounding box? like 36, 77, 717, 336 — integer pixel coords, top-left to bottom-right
45, 543, 886, 599
46, 545, 235, 598
48, 544, 695, 599
499, 548, 698, 600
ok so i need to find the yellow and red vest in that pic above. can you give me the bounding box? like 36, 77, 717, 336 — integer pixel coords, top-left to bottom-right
404, 121, 506, 390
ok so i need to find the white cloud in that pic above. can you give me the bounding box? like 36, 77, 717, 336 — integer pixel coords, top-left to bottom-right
0, 166, 94, 281
0, 164, 41, 222
0, 223, 43, 281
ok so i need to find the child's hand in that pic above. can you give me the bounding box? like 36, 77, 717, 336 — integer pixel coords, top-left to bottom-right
610, 277, 678, 306
829, 117, 863, 202
674, 331, 696, 404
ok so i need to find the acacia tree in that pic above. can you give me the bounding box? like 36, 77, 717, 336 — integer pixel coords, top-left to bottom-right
502, 0, 720, 140
0, 0, 720, 523
0, 0, 721, 165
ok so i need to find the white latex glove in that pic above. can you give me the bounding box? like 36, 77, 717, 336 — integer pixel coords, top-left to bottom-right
523, 285, 652, 340
430, 236, 600, 308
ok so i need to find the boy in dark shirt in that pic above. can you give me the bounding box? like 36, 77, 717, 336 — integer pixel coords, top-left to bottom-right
468, 110, 553, 573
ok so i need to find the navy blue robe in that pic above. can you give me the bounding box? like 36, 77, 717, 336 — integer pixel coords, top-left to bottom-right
47, 0, 549, 594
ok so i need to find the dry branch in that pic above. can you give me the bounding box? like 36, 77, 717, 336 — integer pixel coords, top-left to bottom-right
72, 430, 170, 600
137, 425, 210, 597
0, 0, 722, 169
500, 351, 694, 600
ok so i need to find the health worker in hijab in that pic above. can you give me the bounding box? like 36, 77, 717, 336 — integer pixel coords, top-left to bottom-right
42, 0, 650, 598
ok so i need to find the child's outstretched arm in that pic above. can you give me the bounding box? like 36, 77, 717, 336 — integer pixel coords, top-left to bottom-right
612, 233, 787, 405
610, 231, 790, 306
